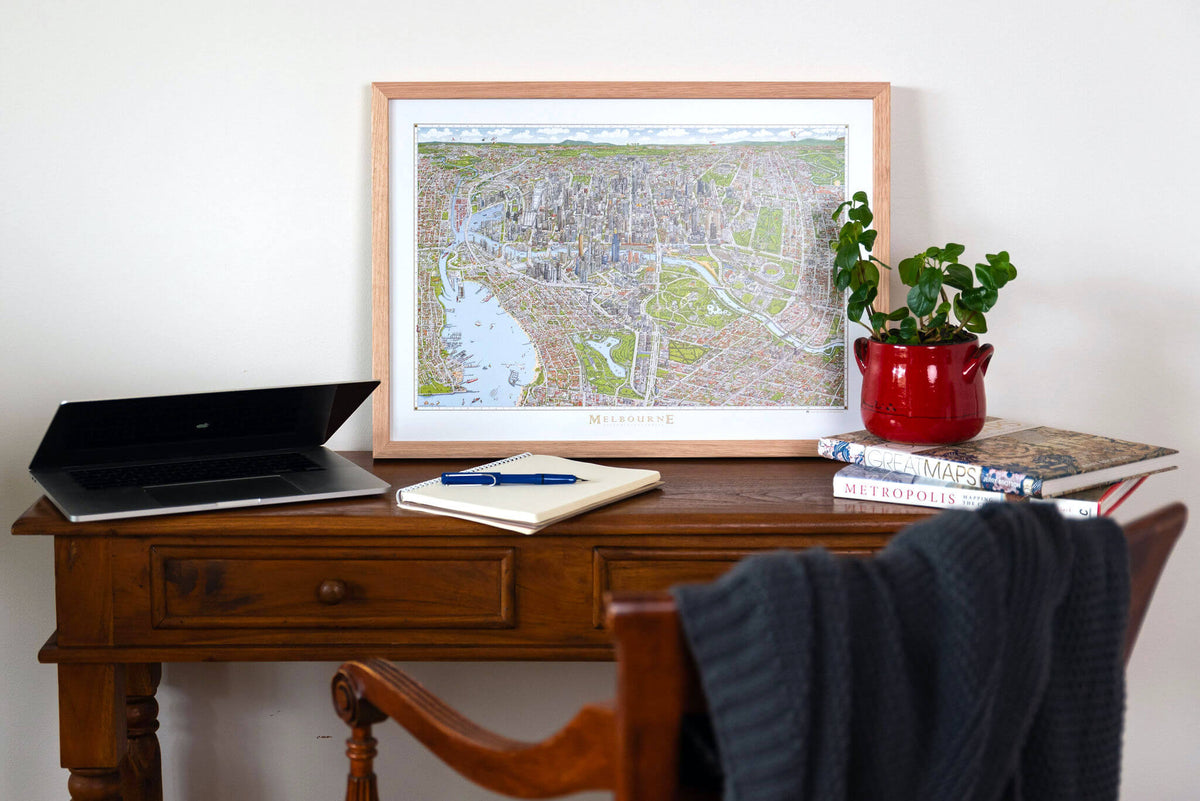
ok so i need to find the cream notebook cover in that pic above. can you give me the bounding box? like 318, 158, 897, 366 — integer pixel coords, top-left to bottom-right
396, 453, 662, 534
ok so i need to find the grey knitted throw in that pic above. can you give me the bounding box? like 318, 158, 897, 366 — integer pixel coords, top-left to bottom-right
671, 503, 1129, 801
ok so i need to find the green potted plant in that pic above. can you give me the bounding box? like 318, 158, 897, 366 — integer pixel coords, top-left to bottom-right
831, 192, 1018, 444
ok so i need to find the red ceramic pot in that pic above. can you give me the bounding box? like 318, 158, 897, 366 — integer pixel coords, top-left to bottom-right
853, 335, 994, 444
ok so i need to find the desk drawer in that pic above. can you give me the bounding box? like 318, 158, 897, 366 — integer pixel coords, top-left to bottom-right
150, 546, 515, 629
592, 546, 875, 627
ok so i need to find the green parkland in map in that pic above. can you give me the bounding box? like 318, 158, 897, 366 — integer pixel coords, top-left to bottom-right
414, 124, 848, 409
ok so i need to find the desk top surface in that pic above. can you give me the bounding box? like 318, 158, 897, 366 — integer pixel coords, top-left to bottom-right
13, 453, 931, 537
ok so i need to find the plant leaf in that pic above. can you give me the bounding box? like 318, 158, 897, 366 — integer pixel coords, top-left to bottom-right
942, 243, 966, 261
944, 263, 973, 291
848, 284, 876, 311
860, 260, 879, 288
835, 238, 860, 272
907, 266, 942, 317
958, 286, 997, 313
849, 204, 873, 226
898, 256, 923, 287
975, 263, 996, 291
984, 251, 1017, 287
920, 265, 944, 294
887, 306, 910, 321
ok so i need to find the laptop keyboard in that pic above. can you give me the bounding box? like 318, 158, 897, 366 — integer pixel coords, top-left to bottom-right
68, 452, 325, 490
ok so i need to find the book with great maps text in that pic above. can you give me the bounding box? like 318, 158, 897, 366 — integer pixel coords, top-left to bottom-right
818, 418, 1178, 498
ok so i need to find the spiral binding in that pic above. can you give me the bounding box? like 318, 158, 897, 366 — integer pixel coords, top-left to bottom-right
395, 452, 534, 504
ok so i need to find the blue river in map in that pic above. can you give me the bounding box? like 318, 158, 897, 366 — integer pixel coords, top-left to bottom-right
417, 200, 538, 408
416, 279, 538, 408
585, 336, 627, 378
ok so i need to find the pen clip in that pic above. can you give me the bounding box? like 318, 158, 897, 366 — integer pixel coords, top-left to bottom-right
441, 472, 499, 486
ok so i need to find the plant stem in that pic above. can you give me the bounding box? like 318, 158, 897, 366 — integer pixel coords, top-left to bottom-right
950, 311, 976, 339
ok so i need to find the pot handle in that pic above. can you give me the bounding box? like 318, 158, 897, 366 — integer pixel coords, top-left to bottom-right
963, 342, 995, 383
853, 337, 871, 375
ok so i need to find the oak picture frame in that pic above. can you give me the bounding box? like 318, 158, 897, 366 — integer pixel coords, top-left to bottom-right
372, 82, 890, 458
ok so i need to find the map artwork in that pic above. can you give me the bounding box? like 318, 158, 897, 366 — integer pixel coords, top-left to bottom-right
414, 123, 848, 410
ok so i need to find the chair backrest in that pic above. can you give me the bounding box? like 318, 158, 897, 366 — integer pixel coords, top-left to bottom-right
604, 502, 1186, 801
1119, 502, 1187, 660
333, 503, 1185, 801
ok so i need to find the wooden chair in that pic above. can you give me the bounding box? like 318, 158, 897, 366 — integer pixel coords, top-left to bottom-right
331, 503, 1186, 801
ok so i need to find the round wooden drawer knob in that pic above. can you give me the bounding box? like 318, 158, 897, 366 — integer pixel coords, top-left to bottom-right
317, 579, 348, 605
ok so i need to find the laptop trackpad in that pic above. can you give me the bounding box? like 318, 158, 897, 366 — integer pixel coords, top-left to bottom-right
147, 476, 303, 506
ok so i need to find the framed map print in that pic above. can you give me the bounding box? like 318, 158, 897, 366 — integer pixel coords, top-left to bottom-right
371, 82, 890, 457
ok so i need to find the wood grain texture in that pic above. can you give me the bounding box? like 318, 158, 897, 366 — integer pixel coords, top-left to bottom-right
343, 726, 381, 801
58, 663, 127, 767
148, 546, 514, 629
15, 454, 929, 539
54, 537, 116, 646
370, 83, 392, 457
371, 81, 890, 100
120, 664, 162, 801
373, 438, 827, 459
608, 593, 699, 801
66, 769, 123, 801
368, 82, 890, 458
334, 659, 617, 798
870, 83, 891, 275
1123, 502, 1186, 663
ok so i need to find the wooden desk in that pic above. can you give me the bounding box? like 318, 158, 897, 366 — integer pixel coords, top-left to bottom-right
12, 454, 928, 801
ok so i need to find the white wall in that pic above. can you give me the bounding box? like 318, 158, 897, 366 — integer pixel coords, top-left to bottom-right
2, 1, 1197, 798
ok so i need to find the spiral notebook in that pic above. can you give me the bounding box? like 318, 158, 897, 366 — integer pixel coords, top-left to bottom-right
396, 453, 662, 534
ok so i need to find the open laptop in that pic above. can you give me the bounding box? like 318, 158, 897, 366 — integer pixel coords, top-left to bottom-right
30, 381, 391, 522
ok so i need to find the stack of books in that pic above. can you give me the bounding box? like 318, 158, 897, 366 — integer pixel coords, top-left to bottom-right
818, 418, 1179, 518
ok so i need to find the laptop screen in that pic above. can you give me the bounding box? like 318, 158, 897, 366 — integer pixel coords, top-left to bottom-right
31, 381, 378, 469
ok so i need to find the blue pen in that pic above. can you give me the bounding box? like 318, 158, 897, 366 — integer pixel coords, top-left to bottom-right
440, 472, 586, 486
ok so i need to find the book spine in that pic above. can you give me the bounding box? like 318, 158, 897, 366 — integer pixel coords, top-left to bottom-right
818, 437, 1041, 496
1096, 475, 1147, 517
832, 472, 1100, 516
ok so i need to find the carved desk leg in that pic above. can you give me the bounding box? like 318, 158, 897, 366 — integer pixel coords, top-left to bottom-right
121, 664, 163, 801
59, 663, 127, 801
